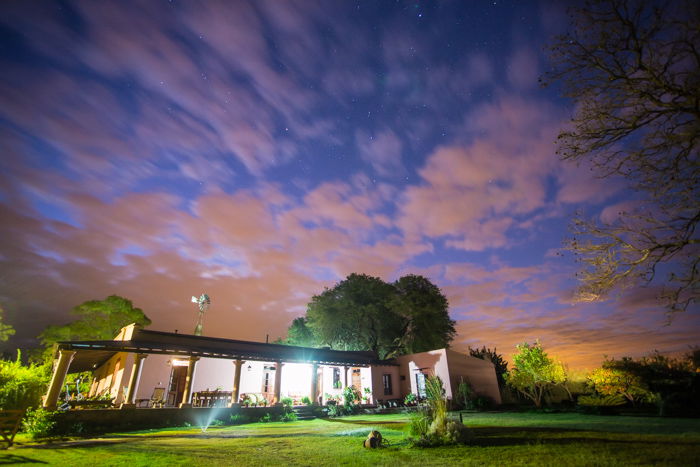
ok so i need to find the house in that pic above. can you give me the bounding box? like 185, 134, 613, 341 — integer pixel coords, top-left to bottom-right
42, 323, 501, 410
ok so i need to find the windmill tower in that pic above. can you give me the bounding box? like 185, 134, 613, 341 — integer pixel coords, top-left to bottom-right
191, 293, 211, 336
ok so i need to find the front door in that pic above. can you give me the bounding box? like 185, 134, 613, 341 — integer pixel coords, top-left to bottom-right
351, 368, 361, 390
261, 365, 275, 404
168, 365, 187, 406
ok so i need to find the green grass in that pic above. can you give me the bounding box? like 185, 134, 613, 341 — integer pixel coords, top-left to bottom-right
3, 412, 699, 466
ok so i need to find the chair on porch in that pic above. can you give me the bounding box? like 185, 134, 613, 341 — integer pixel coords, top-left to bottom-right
149, 387, 166, 408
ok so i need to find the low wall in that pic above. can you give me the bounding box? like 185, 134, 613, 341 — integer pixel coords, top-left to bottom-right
53, 406, 289, 435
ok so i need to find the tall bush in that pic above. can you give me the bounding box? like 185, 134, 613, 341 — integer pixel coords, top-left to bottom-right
588, 365, 651, 406
0, 351, 50, 410
505, 342, 566, 408
409, 376, 471, 446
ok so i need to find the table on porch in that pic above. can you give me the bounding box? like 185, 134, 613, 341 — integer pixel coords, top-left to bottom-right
192, 390, 232, 407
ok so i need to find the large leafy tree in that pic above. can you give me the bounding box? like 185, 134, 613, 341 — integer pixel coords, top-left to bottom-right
306, 273, 399, 357
283, 317, 320, 347
544, 0, 700, 313
390, 275, 456, 355
505, 342, 566, 408
39, 295, 151, 360
298, 273, 454, 358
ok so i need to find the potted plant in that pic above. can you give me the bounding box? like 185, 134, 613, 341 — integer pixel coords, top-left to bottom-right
404, 393, 417, 406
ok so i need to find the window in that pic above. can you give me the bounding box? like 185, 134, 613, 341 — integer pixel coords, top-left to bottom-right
415, 373, 426, 398
332, 368, 341, 388
382, 374, 393, 396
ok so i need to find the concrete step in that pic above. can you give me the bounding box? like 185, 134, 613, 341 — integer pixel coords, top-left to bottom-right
292, 406, 318, 420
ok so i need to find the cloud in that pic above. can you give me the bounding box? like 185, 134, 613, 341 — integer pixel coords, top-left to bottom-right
507, 48, 539, 89
356, 130, 405, 178
397, 94, 563, 250
1, 1, 696, 370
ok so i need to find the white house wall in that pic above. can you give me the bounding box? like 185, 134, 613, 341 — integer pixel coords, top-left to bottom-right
90, 352, 132, 404
238, 360, 266, 396
191, 357, 235, 393
396, 348, 501, 404
134, 354, 172, 401
396, 349, 451, 396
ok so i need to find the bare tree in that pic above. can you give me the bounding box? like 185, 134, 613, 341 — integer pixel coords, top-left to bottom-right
544, 0, 700, 314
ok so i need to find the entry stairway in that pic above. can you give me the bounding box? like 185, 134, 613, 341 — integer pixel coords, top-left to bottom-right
292, 405, 318, 420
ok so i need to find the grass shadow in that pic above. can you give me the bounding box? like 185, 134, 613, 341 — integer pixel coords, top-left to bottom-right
0, 453, 49, 464
469, 426, 697, 448
322, 419, 406, 426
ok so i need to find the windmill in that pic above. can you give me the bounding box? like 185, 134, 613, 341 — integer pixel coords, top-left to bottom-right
191, 293, 211, 336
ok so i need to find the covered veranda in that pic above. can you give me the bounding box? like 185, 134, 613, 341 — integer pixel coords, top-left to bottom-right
42, 324, 388, 410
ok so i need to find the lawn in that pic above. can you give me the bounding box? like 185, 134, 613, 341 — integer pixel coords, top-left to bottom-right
2, 412, 699, 466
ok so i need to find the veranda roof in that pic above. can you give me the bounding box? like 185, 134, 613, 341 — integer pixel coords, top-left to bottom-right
57, 328, 392, 372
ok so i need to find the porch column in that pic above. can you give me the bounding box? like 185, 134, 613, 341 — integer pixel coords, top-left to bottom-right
343, 366, 349, 388
310, 363, 319, 405
121, 353, 148, 408
179, 356, 200, 408
229, 359, 243, 407
273, 361, 283, 405
42, 349, 76, 410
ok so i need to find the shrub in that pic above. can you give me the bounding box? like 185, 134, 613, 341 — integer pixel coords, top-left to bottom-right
404, 393, 417, 406
424, 376, 447, 434
472, 395, 495, 410
442, 420, 473, 445
577, 394, 626, 415
22, 407, 58, 440
327, 403, 344, 417
362, 387, 372, 403
229, 414, 250, 425
456, 381, 474, 409
0, 351, 50, 410
301, 396, 312, 405
588, 366, 651, 405
407, 376, 472, 447
280, 397, 293, 407
343, 386, 361, 407
281, 411, 298, 422
408, 409, 431, 438
577, 394, 626, 406
259, 413, 272, 423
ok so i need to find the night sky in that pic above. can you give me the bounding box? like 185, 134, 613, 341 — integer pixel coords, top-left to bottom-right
1, 0, 697, 369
